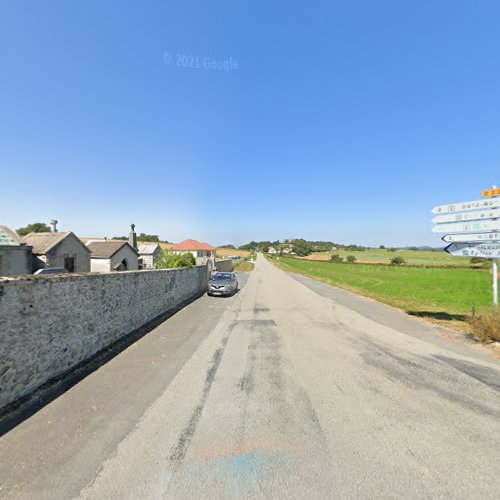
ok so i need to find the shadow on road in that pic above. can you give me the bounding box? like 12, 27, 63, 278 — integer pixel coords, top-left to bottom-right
0, 292, 206, 437
407, 311, 467, 322
434, 355, 500, 392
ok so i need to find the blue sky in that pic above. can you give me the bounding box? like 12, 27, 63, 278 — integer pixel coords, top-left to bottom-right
1, 1, 499, 247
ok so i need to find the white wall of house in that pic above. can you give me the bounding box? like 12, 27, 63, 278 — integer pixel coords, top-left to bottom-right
89, 258, 112, 273
173, 250, 215, 258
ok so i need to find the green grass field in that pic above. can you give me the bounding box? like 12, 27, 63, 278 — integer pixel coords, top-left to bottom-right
272, 257, 492, 325
304, 248, 472, 267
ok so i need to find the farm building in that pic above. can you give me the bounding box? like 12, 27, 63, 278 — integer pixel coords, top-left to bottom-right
23, 231, 90, 273
138, 243, 161, 269
86, 240, 139, 272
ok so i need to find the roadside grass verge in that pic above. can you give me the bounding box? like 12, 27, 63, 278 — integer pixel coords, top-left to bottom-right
269, 256, 493, 333
234, 260, 255, 272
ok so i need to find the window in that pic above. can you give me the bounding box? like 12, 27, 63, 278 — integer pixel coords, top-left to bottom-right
64, 256, 75, 272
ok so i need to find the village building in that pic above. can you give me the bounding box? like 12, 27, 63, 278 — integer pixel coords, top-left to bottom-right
172, 239, 216, 259
23, 229, 90, 273
138, 243, 162, 269
86, 240, 139, 272
267, 247, 278, 255
0, 226, 32, 276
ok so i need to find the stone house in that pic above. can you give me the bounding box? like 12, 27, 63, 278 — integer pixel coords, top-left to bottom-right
172, 239, 216, 259
0, 226, 32, 276
138, 243, 161, 269
86, 240, 139, 272
22, 231, 91, 273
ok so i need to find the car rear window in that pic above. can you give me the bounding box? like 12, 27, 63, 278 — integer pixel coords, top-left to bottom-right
213, 273, 232, 280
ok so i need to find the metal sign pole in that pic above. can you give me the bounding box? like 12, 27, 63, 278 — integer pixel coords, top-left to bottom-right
492, 187, 498, 308
493, 258, 498, 307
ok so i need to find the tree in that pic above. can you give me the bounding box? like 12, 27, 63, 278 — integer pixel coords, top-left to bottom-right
219, 244, 236, 249
155, 251, 195, 269
379, 245, 385, 249
346, 255, 357, 263
137, 233, 159, 242
292, 239, 312, 256
257, 241, 272, 253
239, 241, 259, 251
16, 222, 50, 236
330, 254, 344, 263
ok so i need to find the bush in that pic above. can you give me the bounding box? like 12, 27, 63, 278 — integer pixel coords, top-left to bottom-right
470, 257, 491, 269
155, 251, 196, 269
468, 309, 500, 343
346, 255, 357, 263
390, 256, 406, 266
330, 254, 344, 263
387, 248, 397, 252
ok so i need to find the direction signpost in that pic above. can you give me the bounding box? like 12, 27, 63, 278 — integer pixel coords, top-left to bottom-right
432, 219, 500, 234
445, 242, 500, 258
432, 187, 500, 306
432, 207, 500, 224
441, 233, 500, 243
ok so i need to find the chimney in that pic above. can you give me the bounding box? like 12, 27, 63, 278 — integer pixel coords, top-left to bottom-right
49, 220, 58, 233
129, 223, 138, 250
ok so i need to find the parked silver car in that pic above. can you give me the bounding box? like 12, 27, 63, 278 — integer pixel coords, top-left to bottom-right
208, 272, 238, 296
34, 267, 69, 275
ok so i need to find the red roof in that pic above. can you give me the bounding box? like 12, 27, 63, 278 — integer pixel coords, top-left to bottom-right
172, 239, 215, 251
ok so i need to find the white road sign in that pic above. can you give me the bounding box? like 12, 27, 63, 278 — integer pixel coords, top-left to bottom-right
432, 198, 500, 215
432, 207, 500, 224
441, 232, 500, 243
445, 242, 500, 258
433, 189, 500, 307
432, 219, 500, 234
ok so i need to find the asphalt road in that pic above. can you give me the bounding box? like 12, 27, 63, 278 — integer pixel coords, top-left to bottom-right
1, 254, 500, 499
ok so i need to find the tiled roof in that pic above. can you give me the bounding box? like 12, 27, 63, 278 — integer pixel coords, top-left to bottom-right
138, 243, 161, 255
172, 239, 216, 251
0, 226, 22, 246
22, 232, 74, 254
86, 240, 137, 258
